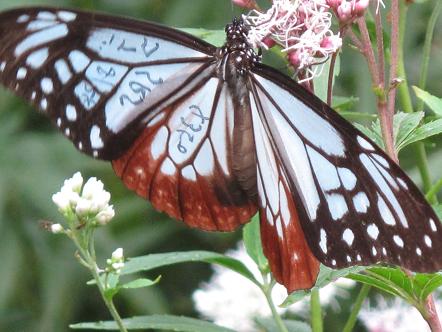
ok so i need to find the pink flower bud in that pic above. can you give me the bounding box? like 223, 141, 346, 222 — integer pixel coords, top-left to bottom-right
232, 0, 257, 9
337, 1, 353, 23
326, 0, 343, 9
288, 50, 302, 69
262, 36, 276, 48
320, 35, 342, 51
353, 0, 369, 16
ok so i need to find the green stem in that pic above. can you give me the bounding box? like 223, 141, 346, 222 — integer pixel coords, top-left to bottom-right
71, 233, 128, 332
342, 284, 371, 332
311, 288, 323, 332
426, 178, 442, 203
396, 1, 433, 193
261, 279, 289, 332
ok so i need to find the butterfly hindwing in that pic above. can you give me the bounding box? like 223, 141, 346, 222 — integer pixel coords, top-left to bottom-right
0, 7, 214, 160
249, 63, 442, 273
112, 77, 257, 230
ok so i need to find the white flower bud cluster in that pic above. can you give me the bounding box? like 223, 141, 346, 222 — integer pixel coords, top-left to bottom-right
52, 172, 115, 225
106, 248, 125, 274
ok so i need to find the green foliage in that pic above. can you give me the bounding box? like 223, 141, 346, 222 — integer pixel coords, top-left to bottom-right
413, 86, 442, 117
243, 215, 269, 272
70, 315, 236, 331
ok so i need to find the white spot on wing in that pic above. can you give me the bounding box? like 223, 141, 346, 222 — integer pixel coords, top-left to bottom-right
37, 11, 57, 20
377, 194, 396, 226
90, 125, 104, 149
326, 193, 348, 220
429, 218, 437, 232
424, 235, 432, 247
353, 192, 370, 213
54, 59, 72, 84
181, 165, 196, 181
372, 247, 377, 256
342, 228, 354, 246
367, 224, 379, 240
41, 77, 54, 94
275, 216, 283, 239
160, 158, 176, 175
26, 47, 49, 69
0, 61, 6, 72
319, 229, 327, 253
338, 167, 357, 190
58, 11, 77, 22
372, 154, 389, 169
85, 61, 128, 93
279, 181, 291, 226
147, 112, 165, 128
15, 24, 68, 56
66, 105, 77, 121
17, 14, 30, 23
193, 140, 215, 176
27, 20, 57, 31
151, 126, 168, 160
357, 136, 375, 151
307, 147, 340, 191
416, 247, 422, 256
210, 86, 230, 175
393, 235, 404, 247
40, 98, 47, 110
69, 50, 91, 73
16, 67, 27, 80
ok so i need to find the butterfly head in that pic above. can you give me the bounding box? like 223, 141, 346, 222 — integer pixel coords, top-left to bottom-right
222, 17, 260, 74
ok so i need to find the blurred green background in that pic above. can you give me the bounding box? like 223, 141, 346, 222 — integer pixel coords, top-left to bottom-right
0, 0, 441, 331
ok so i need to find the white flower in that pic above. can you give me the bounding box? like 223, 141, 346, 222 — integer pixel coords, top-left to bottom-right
52, 172, 115, 224
192, 242, 355, 331
359, 296, 441, 332
107, 248, 125, 274
50, 223, 64, 234
96, 205, 115, 225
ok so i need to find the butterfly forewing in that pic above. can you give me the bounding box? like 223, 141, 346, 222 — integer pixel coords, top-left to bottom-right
0, 7, 214, 160
249, 63, 442, 272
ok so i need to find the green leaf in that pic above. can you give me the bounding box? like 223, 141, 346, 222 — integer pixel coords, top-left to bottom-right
70, 314, 236, 331
179, 28, 225, 47
121, 277, 161, 289
243, 215, 269, 272
332, 96, 360, 112
353, 123, 384, 149
393, 112, 424, 150
433, 204, 442, 219
413, 273, 442, 301
255, 318, 311, 332
413, 86, 442, 117
398, 118, 442, 149
122, 251, 258, 285
348, 267, 442, 306
282, 265, 365, 306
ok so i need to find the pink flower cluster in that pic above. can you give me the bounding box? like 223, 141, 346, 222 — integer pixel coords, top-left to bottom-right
236, 0, 382, 81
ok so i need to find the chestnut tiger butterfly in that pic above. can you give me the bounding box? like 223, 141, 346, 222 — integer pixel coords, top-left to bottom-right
0, 7, 441, 293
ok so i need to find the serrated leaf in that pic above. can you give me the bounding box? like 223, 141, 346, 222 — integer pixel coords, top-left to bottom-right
354, 123, 384, 148
282, 265, 365, 306
122, 251, 258, 285
121, 277, 160, 289
243, 215, 268, 272
180, 28, 225, 47
394, 112, 424, 150
413, 273, 442, 301
255, 317, 311, 332
70, 314, 236, 331
413, 86, 442, 117
332, 96, 360, 112
398, 118, 442, 150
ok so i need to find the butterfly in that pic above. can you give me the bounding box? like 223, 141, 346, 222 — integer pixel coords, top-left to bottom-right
0, 6, 441, 293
